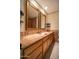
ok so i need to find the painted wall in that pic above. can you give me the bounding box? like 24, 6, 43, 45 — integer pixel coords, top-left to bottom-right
46, 12, 59, 30
41, 14, 45, 28
20, 0, 25, 32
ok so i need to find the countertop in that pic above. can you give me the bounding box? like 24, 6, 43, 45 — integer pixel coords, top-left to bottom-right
20, 31, 53, 49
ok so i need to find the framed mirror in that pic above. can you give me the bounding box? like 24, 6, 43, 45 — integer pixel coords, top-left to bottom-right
26, 0, 46, 30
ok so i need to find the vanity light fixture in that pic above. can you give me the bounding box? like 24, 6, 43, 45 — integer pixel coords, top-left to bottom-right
45, 6, 48, 10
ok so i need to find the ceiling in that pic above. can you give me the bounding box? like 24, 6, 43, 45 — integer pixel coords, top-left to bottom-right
35, 0, 59, 14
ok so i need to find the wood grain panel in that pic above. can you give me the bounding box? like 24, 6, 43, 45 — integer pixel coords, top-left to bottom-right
24, 40, 42, 55
26, 46, 42, 59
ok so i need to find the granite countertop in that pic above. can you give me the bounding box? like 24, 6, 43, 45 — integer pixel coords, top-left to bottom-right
20, 31, 53, 49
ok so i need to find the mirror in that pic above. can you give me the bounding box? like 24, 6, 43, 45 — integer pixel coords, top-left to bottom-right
27, 1, 39, 29
26, 1, 46, 30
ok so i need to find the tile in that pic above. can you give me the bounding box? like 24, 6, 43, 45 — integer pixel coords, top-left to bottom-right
50, 42, 59, 59
44, 42, 59, 59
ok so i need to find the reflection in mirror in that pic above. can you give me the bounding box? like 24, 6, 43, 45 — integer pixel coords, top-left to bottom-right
27, 2, 39, 28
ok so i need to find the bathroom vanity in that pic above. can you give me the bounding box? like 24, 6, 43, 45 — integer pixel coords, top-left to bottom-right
20, 31, 55, 59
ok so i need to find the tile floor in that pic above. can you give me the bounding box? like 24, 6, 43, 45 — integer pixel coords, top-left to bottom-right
50, 42, 59, 59
44, 42, 59, 59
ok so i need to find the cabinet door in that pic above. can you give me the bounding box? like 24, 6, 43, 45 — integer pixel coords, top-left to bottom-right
36, 52, 42, 59
43, 41, 48, 55
26, 46, 42, 59
47, 39, 51, 48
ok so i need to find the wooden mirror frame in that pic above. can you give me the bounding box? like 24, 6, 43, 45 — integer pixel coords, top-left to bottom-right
41, 13, 46, 29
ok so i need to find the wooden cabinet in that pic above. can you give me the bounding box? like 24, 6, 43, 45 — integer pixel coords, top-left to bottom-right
37, 52, 42, 59
26, 46, 42, 59
24, 40, 42, 55
42, 33, 54, 56
23, 40, 42, 59
43, 41, 48, 55
22, 32, 55, 59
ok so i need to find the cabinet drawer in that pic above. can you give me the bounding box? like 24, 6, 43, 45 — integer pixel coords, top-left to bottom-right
26, 46, 42, 59
43, 36, 49, 42
24, 40, 42, 55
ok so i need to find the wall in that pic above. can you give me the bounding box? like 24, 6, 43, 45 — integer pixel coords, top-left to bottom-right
20, 0, 26, 32
41, 14, 46, 28
46, 12, 59, 30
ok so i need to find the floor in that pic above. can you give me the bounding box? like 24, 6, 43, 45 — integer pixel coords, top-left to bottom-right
44, 42, 59, 59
